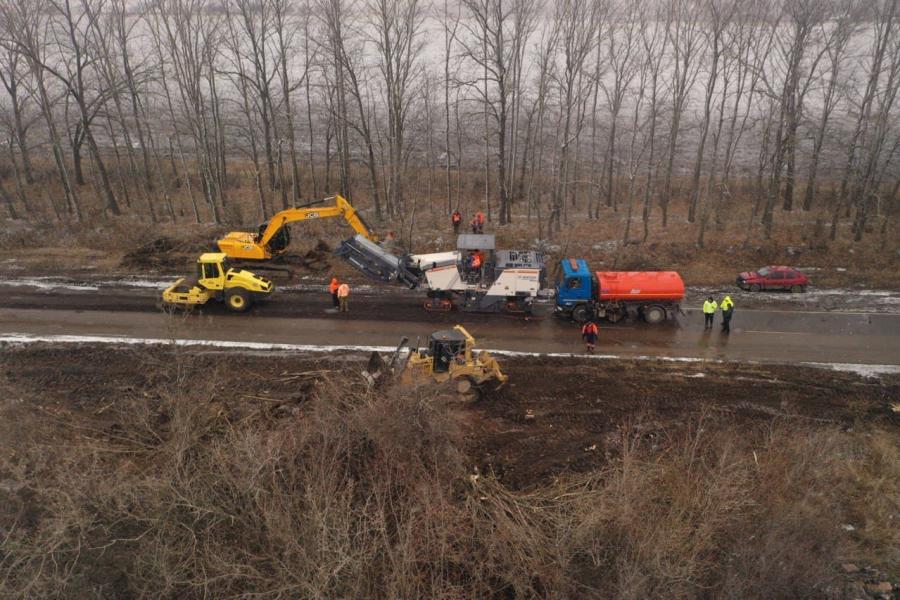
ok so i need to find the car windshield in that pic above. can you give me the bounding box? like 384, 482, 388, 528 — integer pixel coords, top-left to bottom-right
757, 267, 771, 276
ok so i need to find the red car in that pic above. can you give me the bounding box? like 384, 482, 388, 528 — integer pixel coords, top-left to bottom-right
736, 266, 810, 293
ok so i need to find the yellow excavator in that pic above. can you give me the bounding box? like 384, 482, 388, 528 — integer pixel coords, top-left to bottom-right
217, 194, 378, 262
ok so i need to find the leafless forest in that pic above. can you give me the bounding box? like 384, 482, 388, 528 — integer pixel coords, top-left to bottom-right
0, 0, 898, 246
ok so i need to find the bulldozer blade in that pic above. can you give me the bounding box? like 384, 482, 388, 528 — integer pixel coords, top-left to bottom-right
366, 350, 386, 375
363, 351, 387, 388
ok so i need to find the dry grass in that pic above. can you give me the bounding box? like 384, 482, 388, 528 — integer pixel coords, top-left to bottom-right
1, 350, 897, 599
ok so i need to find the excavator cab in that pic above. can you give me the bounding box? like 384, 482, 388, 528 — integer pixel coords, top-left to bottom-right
264, 223, 290, 253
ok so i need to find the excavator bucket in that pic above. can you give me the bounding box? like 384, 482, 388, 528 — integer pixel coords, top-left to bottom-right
335, 234, 421, 288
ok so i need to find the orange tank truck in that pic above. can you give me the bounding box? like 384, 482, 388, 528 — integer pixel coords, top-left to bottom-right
555, 259, 685, 324
596, 271, 685, 301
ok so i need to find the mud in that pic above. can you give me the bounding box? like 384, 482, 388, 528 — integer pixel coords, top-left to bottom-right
2, 344, 896, 490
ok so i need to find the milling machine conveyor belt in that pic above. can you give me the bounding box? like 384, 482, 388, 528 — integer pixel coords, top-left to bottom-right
335, 235, 422, 288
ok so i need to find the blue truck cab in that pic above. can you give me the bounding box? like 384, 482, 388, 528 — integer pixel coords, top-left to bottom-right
555, 258, 598, 320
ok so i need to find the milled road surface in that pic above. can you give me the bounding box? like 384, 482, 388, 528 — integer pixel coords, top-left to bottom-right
0, 282, 897, 367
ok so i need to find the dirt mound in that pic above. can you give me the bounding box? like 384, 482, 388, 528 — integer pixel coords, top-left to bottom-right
282, 239, 332, 272
120, 237, 191, 270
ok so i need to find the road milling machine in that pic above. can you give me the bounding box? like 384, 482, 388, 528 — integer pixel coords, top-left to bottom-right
337, 233, 547, 316
162, 253, 273, 312
364, 325, 507, 400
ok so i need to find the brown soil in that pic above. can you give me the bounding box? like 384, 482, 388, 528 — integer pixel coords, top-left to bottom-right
3, 344, 896, 489
473, 358, 898, 488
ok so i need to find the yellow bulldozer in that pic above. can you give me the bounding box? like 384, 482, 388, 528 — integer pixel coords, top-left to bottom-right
162, 253, 273, 312
366, 325, 507, 400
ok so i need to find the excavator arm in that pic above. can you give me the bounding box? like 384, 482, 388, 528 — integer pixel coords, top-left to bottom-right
217, 195, 378, 261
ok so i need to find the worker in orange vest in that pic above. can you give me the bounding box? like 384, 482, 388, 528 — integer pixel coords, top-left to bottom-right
337, 282, 351, 312
471, 211, 485, 234
471, 250, 483, 270
328, 277, 340, 308
581, 321, 599, 353
451, 209, 462, 233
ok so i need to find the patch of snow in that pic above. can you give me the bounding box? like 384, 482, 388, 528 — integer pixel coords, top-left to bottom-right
0, 333, 399, 354
0, 278, 99, 292
93, 278, 174, 289
810, 362, 900, 377
2, 334, 897, 377
591, 240, 619, 252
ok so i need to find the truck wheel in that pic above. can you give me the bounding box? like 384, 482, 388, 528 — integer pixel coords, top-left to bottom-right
749, 283, 761, 292
790, 284, 804, 293
571, 305, 591, 323
225, 288, 251, 312
643, 305, 666, 325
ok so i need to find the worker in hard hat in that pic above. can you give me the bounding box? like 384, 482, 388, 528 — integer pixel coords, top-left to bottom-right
720, 295, 734, 334
702, 296, 717, 330
338, 281, 351, 313
581, 320, 599, 353
451, 209, 462, 234
328, 277, 340, 308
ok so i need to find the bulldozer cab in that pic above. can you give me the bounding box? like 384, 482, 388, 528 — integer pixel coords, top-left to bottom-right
428, 329, 468, 373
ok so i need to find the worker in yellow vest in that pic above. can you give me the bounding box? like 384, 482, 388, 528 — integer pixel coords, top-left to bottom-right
720, 295, 734, 334
702, 296, 717, 330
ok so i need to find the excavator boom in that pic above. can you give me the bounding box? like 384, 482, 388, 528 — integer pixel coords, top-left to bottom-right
217, 195, 377, 261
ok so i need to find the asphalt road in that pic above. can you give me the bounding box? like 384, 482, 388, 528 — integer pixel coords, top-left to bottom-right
0, 282, 897, 367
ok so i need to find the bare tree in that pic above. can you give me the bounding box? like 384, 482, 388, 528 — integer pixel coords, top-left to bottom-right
368, 0, 425, 218
831, 0, 897, 240
0, 42, 35, 185
441, 0, 461, 213
273, 0, 308, 204
850, 0, 900, 240
638, 5, 670, 243
801, 2, 858, 212
549, 0, 602, 231
1, 0, 81, 219
597, 0, 639, 217
148, 0, 225, 223
318, 0, 352, 200
659, 0, 703, 228
686, 0, 734, 224
459, 0, 534, 225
